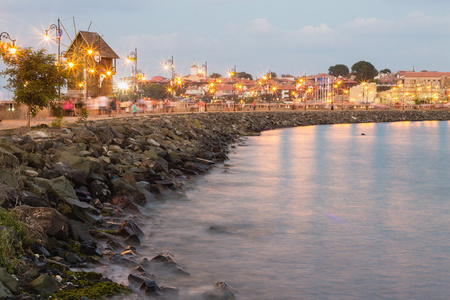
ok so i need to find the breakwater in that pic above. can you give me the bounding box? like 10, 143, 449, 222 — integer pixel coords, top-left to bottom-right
0, 110, 449, 299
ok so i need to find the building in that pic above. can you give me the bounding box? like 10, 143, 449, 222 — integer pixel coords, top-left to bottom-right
65, 31, 119, 98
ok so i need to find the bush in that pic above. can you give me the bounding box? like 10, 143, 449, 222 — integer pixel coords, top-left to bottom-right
0, 208, 35, 271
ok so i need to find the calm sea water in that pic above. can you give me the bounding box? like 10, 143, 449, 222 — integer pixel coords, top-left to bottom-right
139, 121, 450, 299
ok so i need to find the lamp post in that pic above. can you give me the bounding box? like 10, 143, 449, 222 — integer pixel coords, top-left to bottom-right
127, 48, 138, 101
229, 66, 236, 111
164, 56, 175, 100
199, 61, 208, 78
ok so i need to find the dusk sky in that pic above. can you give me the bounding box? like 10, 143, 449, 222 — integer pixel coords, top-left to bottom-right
1, 0, 450, 95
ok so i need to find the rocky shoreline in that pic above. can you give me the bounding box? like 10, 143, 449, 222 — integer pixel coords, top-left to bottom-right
0, 110, 449, 299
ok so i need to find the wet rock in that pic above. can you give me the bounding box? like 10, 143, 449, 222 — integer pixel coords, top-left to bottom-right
202, 282, 236, 300
141, 253, 190, 277
68, 220, 94, 243
140, 279, 162, 296
109, 254, 137, 268
117, 218, 144, 237
110, 195, 141, 214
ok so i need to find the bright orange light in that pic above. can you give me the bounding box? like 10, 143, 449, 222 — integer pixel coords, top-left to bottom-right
44, 35, 50, 41
89, 69, 95, 73
106, 71, 112, 76
68, 62, 74, 68
164, 64, 168, 70
78, 82, 84, 88
87, 49, 93, 55
272, 87, 277, 91
9, 47, 17, 55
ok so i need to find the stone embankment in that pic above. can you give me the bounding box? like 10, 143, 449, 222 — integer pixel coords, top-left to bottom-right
0, 110, 449, 299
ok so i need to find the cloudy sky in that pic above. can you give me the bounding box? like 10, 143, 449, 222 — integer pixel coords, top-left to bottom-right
1, 0, 450, 96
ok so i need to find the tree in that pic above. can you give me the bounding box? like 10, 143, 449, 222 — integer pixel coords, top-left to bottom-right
142, 83, 168, 100
1, 47, 66, 128
379, 68, 391, 74
351, 61, 378, 83
267, 71, 277, 79
236, 72, 253, 80
328, 64, 349, 77
210, 73, 221, 79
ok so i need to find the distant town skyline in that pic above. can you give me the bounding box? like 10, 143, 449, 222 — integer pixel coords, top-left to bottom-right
2, 0, 450, 99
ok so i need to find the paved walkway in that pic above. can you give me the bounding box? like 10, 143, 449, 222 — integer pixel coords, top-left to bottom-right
0, 113, 134, 131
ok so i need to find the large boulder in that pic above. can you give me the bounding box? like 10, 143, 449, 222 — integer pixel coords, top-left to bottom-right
15, 206, 69, 240
56, 150, 92, 174
42, 162, 87, 187
33, 176, 78, 200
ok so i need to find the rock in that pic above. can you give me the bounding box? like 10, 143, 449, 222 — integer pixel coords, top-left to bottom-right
0, 267, 20, 294
89, 180, 111, 203
0, 169, 18, 188
117, 218, 144, 238
109, 254, 137, 268
74, 186, 92, 203
58, 197, 101, 224
43, 162, 88, 187
68, 220, 94, 243
56, 150, 92, 174
18, 190, 50, 207
0, 147, 20, 168
34, 175, 78, 200
202, 282, 236, 300
140, 279, 162, 296
141, 253, 190, 277
31, 274, 58, 295
15, 206, 69, 240
0, 280, 13, 299
110, 195, 141, 214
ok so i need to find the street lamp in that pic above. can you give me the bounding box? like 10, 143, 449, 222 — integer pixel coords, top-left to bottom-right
44, 18, 62, 65
127, 48, 138, 101
0, 32, 17, 54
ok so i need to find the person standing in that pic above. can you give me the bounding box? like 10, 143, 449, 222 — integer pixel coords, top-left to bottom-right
164, 98, 170, 113
199, 99, 205, 112
253, 99, 256, 111
110, 97, 117, 117
132, 102, 137, 117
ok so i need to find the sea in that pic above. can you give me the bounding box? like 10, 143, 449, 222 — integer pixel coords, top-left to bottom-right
124, 120, 450, 299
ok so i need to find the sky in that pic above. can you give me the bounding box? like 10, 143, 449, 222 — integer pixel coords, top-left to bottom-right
2, 0, 450, 98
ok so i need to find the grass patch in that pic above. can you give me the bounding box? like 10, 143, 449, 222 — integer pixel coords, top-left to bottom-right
49, 271, 132, 300
0, 208, 35, 271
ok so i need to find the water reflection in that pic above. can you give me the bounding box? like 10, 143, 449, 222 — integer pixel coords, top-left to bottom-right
142, 121, 450, 299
